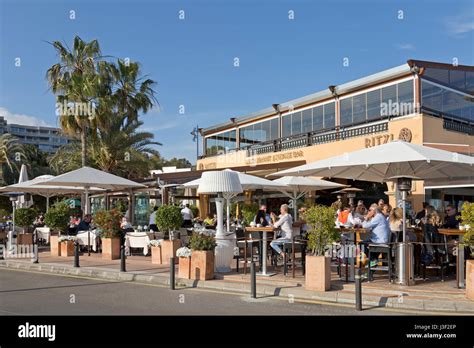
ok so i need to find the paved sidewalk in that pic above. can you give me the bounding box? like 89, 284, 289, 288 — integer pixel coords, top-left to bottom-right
1, 251, 472, 314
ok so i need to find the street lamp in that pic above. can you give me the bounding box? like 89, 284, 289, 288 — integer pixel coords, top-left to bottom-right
190, 125, 199, 160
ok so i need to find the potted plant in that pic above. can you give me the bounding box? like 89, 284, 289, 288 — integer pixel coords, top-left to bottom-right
44, 202, 71, 256
156, 205, 183, 264
94, 209, 122, 260
189, 232, 217, 280
460, 202, 474, 300
14, 207, 37, 245
303, 205, 339, 291
241, 203, 259, 227
177, 246, 192, 279
149, 239, 163, 264
58, 236, 76, 257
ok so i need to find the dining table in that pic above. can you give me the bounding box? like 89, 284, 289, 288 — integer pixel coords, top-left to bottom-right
338, 226, 369, 282
438, 228, 467, 289
124, 232, 151, 256
244, 226, 276, 276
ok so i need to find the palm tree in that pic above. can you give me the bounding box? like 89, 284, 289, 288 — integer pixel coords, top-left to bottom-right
47, 36, 103, 167
0, 134, 24, 185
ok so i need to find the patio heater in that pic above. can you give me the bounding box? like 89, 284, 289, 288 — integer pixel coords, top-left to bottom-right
198, 171, 242, 272
391, 176, 416, 286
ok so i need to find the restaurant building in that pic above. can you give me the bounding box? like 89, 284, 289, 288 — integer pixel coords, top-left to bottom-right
197, 59, 474, 213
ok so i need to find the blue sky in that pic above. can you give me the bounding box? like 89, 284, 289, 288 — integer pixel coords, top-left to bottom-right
1, 0, 473, 163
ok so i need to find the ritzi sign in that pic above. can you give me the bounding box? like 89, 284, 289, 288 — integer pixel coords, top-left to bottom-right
365, 127, 412, 148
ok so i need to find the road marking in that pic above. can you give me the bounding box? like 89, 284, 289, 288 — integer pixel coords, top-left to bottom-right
0, 267, 467, 316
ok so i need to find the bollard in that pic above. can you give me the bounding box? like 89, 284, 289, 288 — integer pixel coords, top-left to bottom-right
120, 244, 126, 272
355, 267, 362, 311
74, 241, 80, 268
250, 261, 256, 298
170, 257, 175, 290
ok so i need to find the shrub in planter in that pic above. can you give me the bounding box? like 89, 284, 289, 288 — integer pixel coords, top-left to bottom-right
241, 203, 259, 227
94, 209, 122, 260
189, 233, 216, 280
58, 236, 76, 257
156, 205, 183, 239
15, 207, 37, 234
149, 239, 163, 264
177, 246, 192, 279
44, 202, 71, 256
303, 205, 339, 291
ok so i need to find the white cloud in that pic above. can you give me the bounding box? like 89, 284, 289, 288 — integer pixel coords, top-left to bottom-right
0, 107, 52, 127
395, 43, 415, 50
445, 14, 474, 35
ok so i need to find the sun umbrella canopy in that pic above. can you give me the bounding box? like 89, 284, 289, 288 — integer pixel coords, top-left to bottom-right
271, 176, 346, 192
16, 164, 33, 208
40, 166, 146, 190
271, 141, 474, 182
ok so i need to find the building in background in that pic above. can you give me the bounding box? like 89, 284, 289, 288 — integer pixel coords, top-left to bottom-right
197, 59, 474, 212
0, 116, 71, 154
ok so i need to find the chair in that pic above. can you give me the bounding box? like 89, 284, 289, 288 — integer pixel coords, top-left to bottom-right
238, 229, 260, 274
421, 234, 450, 281
367, 243, 393, 282
281, 235, 306, 277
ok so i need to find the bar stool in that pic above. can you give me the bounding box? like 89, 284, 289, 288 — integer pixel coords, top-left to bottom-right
367, 243, 393, 282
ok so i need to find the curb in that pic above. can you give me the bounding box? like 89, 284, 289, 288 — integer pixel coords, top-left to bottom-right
1, 259, 473, 314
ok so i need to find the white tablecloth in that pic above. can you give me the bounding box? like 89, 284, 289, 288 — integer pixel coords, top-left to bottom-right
76, 230, 98, 251
125, 232, 150, 255
34, 227, 51, 243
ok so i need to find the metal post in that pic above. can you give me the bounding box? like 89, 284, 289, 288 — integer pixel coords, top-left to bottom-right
170, 257, 175, 290
88, 231, 91, 256
355, 267, 362, 311
250, 261, 256, 298
120, 244, 126, 272
74, 241, 80, 268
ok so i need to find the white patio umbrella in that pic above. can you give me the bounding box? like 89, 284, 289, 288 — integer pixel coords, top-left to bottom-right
198, 170, 242, 272
40, 167, 145, 214
0, 175, 104, 212
271, 176, 346, 219
16, 164, 33, 208
183, 169, 286, 231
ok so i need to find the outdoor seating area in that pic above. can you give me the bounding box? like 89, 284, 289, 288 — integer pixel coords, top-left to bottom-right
1, 141, 473, 303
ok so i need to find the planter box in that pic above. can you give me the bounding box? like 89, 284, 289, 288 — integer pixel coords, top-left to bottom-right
102, 237, 121, 260
50, 235, 61, 256
178, 257, 192, 279
467, 260, 474, 301
161, 240, 180, 264
305, 255, 331, 292
151, 246, 163, 264
60, 240, 75, 257
17, 233, 33, 245
191, 250, 214, 280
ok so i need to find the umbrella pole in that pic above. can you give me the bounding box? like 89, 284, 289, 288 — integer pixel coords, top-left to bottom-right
46, 195, 50, 213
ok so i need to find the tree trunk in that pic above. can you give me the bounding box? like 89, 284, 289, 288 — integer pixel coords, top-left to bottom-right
81, 125, 87, 167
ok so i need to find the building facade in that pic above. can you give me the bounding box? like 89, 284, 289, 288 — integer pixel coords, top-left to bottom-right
0, 116, 71, 154
197, 60, 474, 212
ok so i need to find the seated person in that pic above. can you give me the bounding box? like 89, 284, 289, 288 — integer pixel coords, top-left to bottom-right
269, 204, 294, 258
76, 214, 92, 233
34, 214, 45, 227
443, 205, 460, 229
361, 204, 391, 267
120, 217, 133, 231
254, 205, 271, 226
336, 206, 354, 227
203, 213, 216, 227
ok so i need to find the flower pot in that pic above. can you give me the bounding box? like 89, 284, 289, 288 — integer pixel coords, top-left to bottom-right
305, 255, 331, 292
161, 240, 180, 264
178, 257, 192, 279
467, 260, 474, 301
17, 233, 33, 245
60, 240, 75, 257
102, 237, 121, 260
50, 235, 61, 256
151, 246, 163, 264
191, 250, 214, 280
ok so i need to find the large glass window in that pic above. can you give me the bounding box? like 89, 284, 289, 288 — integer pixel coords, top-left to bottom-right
424, 67, 473, 93
302, 109, 312, 133
313, 105, 324, 131
352, 94, 366, 124
282, 115, 291, 137
397, 80, 414, 115
270, 118, 279, 139
367, 89, 381, 120
421, 79, 474, 123
291, 112, 302, 135
239, 118, 280, 148
205, 129, 237, 155
340, 98, 352, 126
324, 102, 336, 129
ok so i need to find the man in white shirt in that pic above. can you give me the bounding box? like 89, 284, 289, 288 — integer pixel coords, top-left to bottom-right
270, 204, 294, 257
181, 204, 194, 228
149, 206, 158, 232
